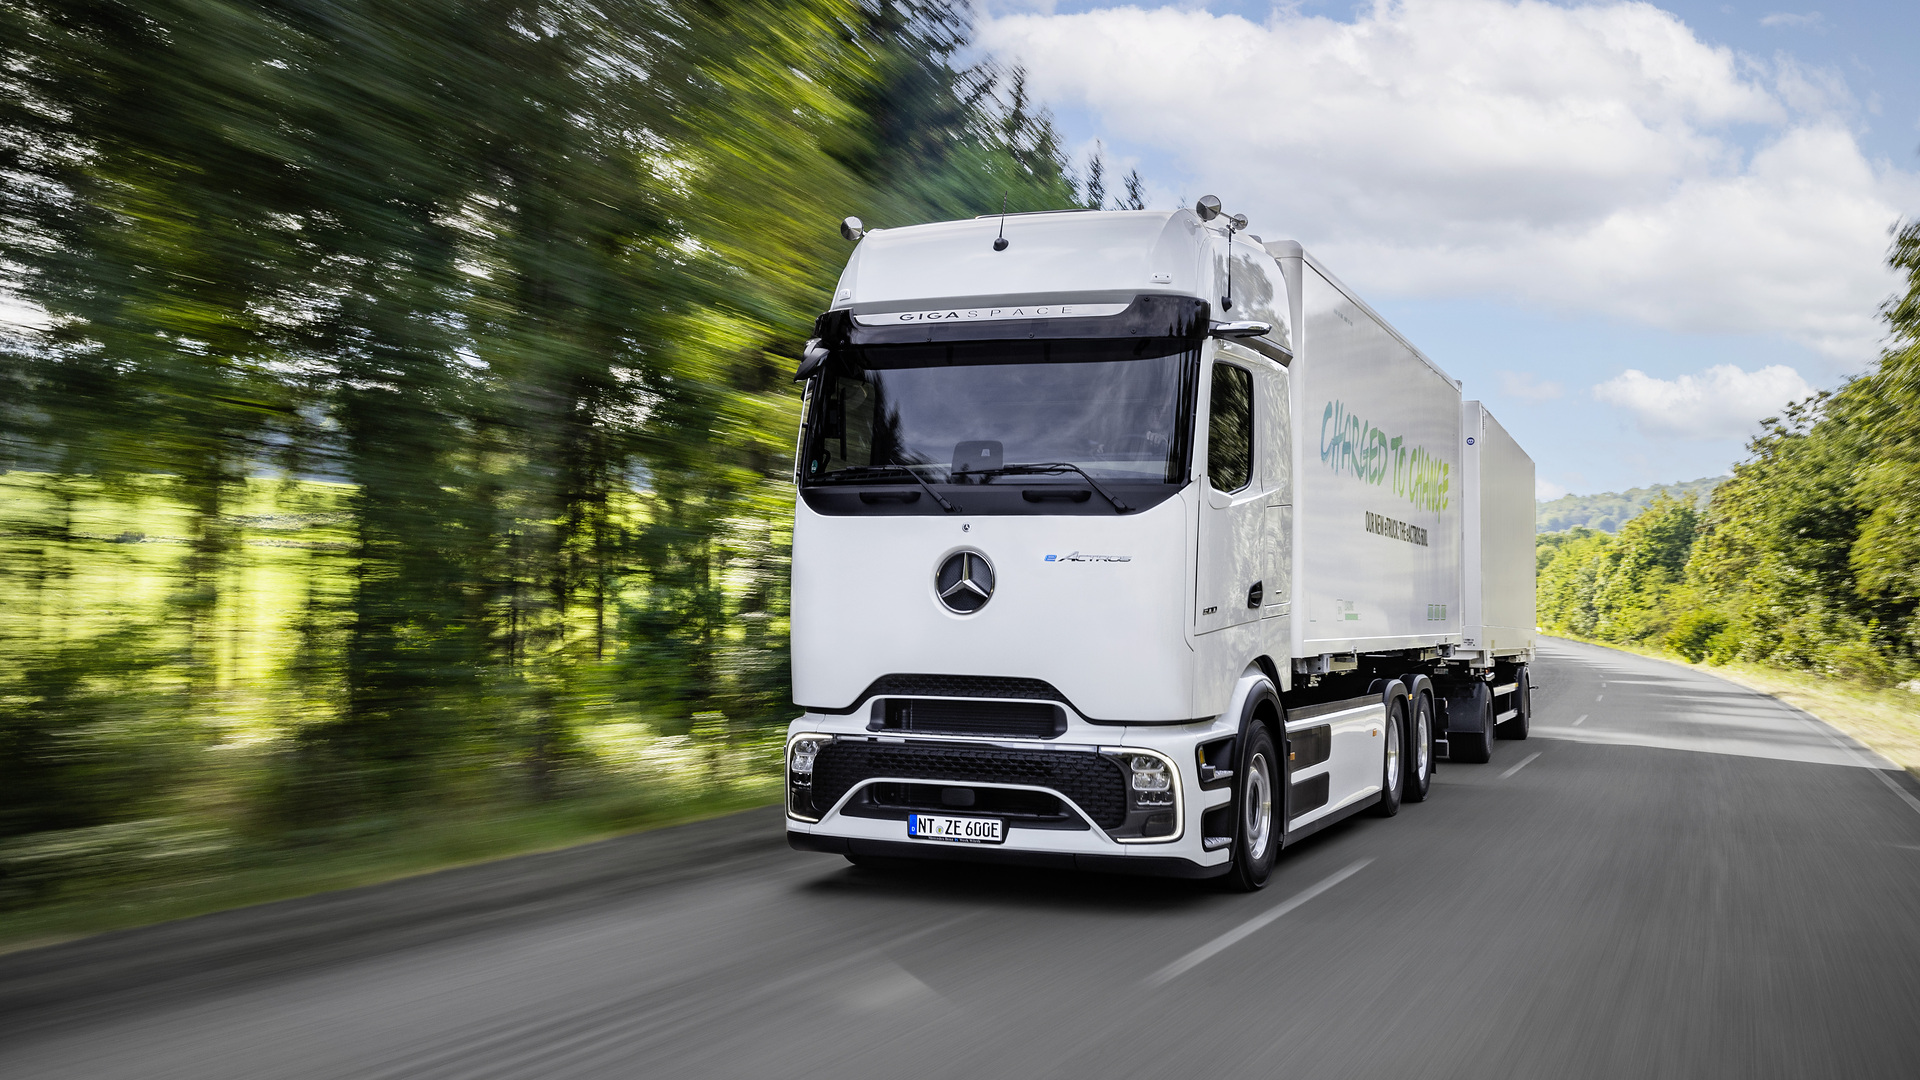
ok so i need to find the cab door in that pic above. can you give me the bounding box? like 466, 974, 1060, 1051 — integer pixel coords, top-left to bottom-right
1259, 363, 1292, 620
1195, 358, 1267, 634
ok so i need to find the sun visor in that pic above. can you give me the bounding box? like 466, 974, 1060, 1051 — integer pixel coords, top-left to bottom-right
812, 294, 1210, 350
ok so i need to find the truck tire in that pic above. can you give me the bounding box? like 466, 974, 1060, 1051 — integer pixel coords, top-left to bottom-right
1225, 723, 1280, 892
1404, 692, 1435, 802
1450, 682, 1495, 764
1372, 699, 1405, 817
1496, 663, 1532, 740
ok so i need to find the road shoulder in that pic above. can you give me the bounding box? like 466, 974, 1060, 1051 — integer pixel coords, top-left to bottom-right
0, 804, 788, 1038
1551, 635, 1920, 783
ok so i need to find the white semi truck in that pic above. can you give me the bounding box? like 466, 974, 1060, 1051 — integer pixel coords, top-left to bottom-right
784, 202, 1535, 889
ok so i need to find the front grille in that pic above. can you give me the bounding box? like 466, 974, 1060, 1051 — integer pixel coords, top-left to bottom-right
873, 698, 1066, 738
853, 783, 1084, 827
864, 673, 1068, 704
811, 741, 1127, 828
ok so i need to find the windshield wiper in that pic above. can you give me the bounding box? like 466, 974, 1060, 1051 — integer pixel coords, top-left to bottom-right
827, 464, 959, 513
987, 462, 1132, 513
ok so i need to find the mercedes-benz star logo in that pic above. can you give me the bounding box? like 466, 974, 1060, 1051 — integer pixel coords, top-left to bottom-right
935, 550, 995, 614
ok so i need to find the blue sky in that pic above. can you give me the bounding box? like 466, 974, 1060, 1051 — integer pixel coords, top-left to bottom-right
977, 0, 1920, 495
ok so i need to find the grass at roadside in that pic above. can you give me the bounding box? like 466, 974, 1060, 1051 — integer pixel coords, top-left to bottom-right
0, 781, 781, 957
1559, 635, 1920, 779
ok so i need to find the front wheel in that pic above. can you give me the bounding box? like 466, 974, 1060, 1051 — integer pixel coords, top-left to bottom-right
1225, 724, 1280, 892
1404, 693, 1434, 802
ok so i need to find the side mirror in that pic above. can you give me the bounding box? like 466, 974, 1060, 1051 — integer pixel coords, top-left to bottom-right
794, 338, 831, 381
840, 217, 865, 242
1194, 195, 1222, 222
1209, 321, 1272, 339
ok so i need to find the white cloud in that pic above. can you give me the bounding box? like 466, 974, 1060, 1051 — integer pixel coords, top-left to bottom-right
1759, 12, 1823, 30
1592, 363, 1814, 438
1537, 476, 1571, 500
1500, 370, 1565, 401
980, 0, 1920, 363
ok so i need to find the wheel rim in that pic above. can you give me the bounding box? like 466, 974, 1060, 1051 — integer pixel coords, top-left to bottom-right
1244, 751, 1273, 861
1385, 713, 1401, 794
1416, 707, 1430, 780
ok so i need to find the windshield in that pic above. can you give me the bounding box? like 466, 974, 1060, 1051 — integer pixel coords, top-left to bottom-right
803, 342, 1197, 485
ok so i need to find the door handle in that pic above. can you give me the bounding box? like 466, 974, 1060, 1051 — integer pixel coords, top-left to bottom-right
1247, 581, 1264, 608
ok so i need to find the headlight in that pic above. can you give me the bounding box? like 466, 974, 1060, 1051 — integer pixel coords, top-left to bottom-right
787, 735, 830, 822
1129, 755, 1174, 807
790, 737, 824, 777
1101, 747, 1181, 839
1129, 755, 1170, 792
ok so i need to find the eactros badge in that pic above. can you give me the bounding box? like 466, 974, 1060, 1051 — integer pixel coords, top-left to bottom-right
935, 550, 995, 614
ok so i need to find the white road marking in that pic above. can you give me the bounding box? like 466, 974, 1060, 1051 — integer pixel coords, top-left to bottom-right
1595, 694, 1604, 702
1500, 752, 1543, 779
1573, 714, 1588, 726
1146, 859, 1373, 986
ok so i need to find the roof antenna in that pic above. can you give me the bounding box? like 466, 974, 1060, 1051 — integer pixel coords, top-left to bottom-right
993, 193, 1010, 251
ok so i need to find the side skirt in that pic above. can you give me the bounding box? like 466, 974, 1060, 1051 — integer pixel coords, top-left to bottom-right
1281, 790, 1382, 847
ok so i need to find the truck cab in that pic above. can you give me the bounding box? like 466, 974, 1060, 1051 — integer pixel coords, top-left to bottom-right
785, 206, 1534, 888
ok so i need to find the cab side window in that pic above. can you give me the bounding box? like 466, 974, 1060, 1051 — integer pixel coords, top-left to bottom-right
1208, 362, 1254, 492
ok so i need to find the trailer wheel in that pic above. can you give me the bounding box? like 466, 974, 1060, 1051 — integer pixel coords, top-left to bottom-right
1404, 693, 1434, 802
1450, 682, 1495, 764
1496, 663, 1532, 740
1225, 724, 1280, 892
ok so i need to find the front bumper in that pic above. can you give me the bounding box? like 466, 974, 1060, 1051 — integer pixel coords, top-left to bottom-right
787, 830, 1228, 878
783, 711, 1238, 877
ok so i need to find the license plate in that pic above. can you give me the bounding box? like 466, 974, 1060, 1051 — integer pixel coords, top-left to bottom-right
907, 813, 1005, 844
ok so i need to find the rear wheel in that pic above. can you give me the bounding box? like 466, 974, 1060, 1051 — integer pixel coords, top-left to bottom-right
1373, 700, 1405, 817
1450, 682, 1495, 764
1404, 693, 1434, 802
1225, 723, 1280, 892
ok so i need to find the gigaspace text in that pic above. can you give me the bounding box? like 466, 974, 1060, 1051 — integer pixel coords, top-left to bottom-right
852, 303, 1129, 325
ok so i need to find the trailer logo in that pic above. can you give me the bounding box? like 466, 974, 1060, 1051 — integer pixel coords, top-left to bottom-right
1365, 511, 1429, 547
1044, 551, 1132, 563
1318, 399, 1451, 512
935, 550, 995, 614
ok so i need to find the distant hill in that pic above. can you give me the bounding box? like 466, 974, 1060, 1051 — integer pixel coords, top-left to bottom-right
1536, 475, 1724, 534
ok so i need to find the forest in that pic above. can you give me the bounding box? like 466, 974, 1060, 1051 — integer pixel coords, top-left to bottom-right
1535, 476, 1720, 535
1537, 220, 1920, 691
0, 0, 1141, 917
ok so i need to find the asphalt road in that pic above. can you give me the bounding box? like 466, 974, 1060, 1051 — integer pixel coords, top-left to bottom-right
5, 638, 1920, 1079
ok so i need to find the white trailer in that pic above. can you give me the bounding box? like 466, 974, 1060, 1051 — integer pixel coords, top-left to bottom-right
1453, 401, 1539, 759
785, 203, 1535, 889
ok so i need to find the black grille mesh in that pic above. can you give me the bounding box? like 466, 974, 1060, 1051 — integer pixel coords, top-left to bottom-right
812, 742, 1127, 828
865, 673, 1067, 703
879, 699, 1064, 738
